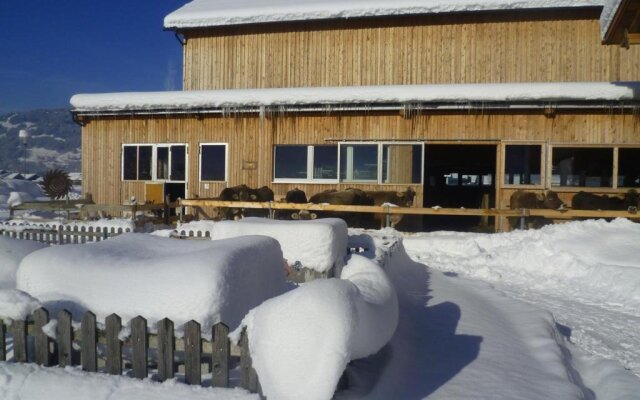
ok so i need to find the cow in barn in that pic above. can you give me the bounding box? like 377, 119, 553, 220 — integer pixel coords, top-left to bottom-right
217, 184, 274, 219
509, 190, 566, 230
364, 187, 417, 229
308, 188, 374, 227
572, 189, 639, 212
275, 188, 316, 220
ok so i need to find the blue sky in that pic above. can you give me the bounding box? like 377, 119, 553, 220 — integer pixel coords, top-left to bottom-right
0, 1, 187, 114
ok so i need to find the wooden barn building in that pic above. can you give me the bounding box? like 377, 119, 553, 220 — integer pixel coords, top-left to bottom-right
71, 0, 640, 231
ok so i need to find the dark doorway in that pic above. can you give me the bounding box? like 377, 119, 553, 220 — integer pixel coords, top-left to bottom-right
164, 183, 185, 216
423, 144, 497, 232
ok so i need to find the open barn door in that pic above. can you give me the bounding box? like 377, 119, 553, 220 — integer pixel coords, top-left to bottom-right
423, 144, 497, 231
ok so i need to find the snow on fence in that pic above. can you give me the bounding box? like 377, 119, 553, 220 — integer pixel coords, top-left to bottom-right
0, 220, 134, 245
0, 307, 261, 393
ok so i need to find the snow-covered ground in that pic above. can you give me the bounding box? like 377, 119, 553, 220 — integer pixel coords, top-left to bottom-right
403, 219, 640, 380
0, 218, 639, 399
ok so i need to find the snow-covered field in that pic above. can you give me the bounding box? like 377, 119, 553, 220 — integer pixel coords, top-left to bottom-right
0, 218, 638, 399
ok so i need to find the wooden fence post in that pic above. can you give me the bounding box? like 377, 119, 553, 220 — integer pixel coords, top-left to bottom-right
57, 309, 73, 367
184, 320, 201, 385
0, 320, 5, 361
33, 308, 51, 366
211, 323, 230, 388
105, 314, 122, 375
131, 316, 148, 379
240, 328, 259, 392
157, 318, 174, 381
12, 319, 28, 362
57, 225, 64, 245
81, 311, 97, 372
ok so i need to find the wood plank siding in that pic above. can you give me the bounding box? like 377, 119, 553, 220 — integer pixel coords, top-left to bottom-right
82, 111, 640, 209
181, 9, 640, 91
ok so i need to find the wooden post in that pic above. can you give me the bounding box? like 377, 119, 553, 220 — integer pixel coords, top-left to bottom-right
57, 309, 73, 367
211, 323, 230, 388
33, 308, 51, 366
131, 316, 148, 379
0, 320, 5, 361
81, 312, 97, 372
164, 195, 170, 225
57, 225, 64, 245
184, 320, 201, 385
12, 319, 28, 362
105, 314, 122, 375
240, 328, 258, 392
157, 318, 174, 382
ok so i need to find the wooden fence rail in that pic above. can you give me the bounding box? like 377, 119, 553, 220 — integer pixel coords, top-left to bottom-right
1, 307, 260, 393
180, 199, 640, 220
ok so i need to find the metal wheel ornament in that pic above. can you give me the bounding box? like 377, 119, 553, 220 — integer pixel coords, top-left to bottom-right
40, 169, 73, 200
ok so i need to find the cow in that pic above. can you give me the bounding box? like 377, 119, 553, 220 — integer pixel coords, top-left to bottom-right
509, 190, 566, 230
275, 188, 316, 220
364, 187, 417, 229
308, 188, 374, 227
572, 189, 639, 211
217, 184, 273, 219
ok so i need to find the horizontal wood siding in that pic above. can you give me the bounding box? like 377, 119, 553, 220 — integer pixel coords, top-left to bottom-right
182, 9, 640, 90
82, 111, 640, 209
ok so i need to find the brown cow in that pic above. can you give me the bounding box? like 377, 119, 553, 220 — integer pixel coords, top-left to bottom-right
309, 188, 374, 227
364, 187, 417, 229
217, 184, 274, 219
275, 188, 316, 220
572, 189, 639, 211
509, 190, 565, 230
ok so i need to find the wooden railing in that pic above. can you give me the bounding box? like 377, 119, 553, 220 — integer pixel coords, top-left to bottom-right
1, 307, 260, 393
180, 199, 640, 221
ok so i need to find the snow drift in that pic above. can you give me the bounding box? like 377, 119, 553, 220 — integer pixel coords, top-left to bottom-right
232, 255, 398, 400
212, 218, 348, 274
0, 178, 46, 207
404, 219, 640, 313
17, 234, 287, 333
0, 236, 47, 289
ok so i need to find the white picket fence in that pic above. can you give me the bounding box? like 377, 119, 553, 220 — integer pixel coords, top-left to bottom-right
0, 220, 135, 244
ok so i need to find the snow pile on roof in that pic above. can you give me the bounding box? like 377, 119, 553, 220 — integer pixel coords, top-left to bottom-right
0, 236, 47, 289
0, 363, 258, 400
164, 0, 603, 29
600, 0, 623, 38
404, 219, 640, 313
231, 255, 398, 400
17, 233, 287, 333
212, 218, 348, 273
70, 82, 640, 112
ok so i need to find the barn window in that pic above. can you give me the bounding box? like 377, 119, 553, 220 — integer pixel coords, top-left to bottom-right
551, 147, 613, 187
382, 144, 422, 184
504, 145, 542, 185
313, 145, 338, 179
200, 144, 227, 181
122, 145, 152, 181
618, 148, 640, 187
156, 146, 169, 180
273, 145, 338, 181
340, 144, 378, 182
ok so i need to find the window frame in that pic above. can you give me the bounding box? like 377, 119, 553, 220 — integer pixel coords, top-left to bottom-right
272, 145, 339, 183
198, 143, 228, 183
547, 143, 616, 191
339, 141, 424, 185
501, 141, 546, 189
121, 143, 188, 183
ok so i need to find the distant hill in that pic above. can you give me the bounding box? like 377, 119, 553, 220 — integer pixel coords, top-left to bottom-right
0, 109, 80, 174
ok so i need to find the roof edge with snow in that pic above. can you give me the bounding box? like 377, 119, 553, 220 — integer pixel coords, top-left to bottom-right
163, 0, 604, 30
70, 82, 640, 117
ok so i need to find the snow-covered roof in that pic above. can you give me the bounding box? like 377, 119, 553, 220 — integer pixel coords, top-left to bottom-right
164, 0, 604, 29
600, 0, 623, 38
71, 82, 640, 114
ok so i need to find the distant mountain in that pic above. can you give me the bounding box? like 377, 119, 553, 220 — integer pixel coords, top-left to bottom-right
0, 109, 80, 174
